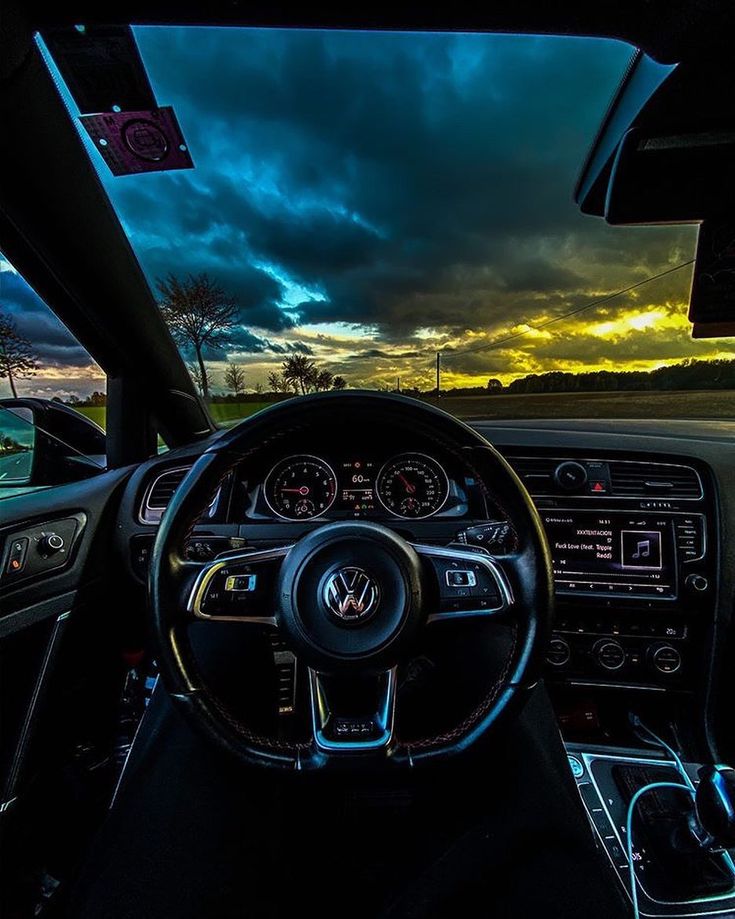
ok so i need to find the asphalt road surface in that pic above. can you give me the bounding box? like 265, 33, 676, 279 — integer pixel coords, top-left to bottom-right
0, 450, 32, 484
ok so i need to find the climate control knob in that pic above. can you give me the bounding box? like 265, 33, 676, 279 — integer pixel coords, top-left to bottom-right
650, 644, 681, 675
546, 637, 571, 667
593, 639, 626, 671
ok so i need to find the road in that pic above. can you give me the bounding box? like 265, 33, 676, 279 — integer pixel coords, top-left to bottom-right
0, 450, 33, 484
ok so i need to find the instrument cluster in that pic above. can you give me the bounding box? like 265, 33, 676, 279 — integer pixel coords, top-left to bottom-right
256, 451, 461, 521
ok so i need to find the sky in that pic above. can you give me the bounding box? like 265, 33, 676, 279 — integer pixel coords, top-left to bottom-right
1, 27, 734, 399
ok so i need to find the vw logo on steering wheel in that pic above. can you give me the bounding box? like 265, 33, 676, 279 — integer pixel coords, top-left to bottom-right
323, 567, 380, 622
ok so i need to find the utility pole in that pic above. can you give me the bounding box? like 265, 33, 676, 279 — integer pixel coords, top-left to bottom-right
436, 351, 441, 397
396, 376, 400, 392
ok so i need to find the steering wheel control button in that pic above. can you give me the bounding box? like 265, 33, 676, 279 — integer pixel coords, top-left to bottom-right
445, 569, 477, 588
554, 461, 588, 492
594, 639, 626, 671
546, 637, 571, 667
224, 574, 257, 592
651, 644, 682, 674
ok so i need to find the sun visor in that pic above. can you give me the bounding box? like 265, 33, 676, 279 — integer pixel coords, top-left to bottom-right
577, 52, 735, 225
42, 25, 193, 176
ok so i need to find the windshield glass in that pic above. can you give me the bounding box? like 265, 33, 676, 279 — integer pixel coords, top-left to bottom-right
24, 29, 735, 424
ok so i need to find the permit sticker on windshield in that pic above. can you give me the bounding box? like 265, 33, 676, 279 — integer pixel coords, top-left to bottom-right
80, 107, 194, 176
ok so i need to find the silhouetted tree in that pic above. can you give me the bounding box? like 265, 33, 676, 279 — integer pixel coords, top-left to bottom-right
332, 376, 347, 390
267, 371, 287, 393
282, 354, 317, 394
315, 369, 333, 392
0, 311, 38, 398
157, 273, 237, 401
224, 362, 246, 398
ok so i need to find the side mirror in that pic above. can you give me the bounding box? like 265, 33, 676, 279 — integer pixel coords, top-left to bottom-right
0, 398, 107, 490
0, 404, 35, 486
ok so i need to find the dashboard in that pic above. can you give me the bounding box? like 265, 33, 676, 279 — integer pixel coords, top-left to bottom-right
118, 416, 735, 737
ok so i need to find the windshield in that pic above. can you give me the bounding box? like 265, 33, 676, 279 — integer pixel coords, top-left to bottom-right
5, 28, 734, 425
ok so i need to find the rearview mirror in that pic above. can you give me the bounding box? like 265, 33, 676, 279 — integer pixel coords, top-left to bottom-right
0, 398, 107, 491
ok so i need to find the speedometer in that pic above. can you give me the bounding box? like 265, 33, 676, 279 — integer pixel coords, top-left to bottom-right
376, 453, 449, 519
264, 455, 337, 520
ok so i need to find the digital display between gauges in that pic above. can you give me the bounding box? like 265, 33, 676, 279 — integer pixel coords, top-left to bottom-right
376, 453, 449, 519
263, 455, 337, 520
340, 459, 376, 516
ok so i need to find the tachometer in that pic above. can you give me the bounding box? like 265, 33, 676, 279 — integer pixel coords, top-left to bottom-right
376, 453, 449, 519
264, 455, 337, 520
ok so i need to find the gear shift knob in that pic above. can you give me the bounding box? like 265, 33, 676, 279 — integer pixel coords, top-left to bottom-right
694, 765, 735, 849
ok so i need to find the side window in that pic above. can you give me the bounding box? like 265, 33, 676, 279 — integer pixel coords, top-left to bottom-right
0, 254, 107, 496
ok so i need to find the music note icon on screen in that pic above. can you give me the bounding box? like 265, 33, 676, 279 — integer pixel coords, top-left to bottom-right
622, 530, 663, 569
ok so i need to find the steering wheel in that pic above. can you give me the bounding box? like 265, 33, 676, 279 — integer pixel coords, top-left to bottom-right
149, 392, 553, 771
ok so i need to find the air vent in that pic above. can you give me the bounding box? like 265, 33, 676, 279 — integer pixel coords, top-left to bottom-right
505, 457, 558, 494
608, 461, 703, 499
140, 466, 191, 524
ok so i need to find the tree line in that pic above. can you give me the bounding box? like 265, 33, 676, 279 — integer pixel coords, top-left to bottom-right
495, 359, 735, 395
157, 272, 347, 400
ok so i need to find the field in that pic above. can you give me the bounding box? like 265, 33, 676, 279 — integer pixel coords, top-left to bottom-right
74, 390, 734, 431
75, 405, 107, 427
423, 389, 735, 420
75, 401, 272, 430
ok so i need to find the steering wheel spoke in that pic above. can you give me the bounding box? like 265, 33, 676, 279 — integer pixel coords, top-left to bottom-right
186, 545, 292, 624
413, 543, 514, 623
308, 667, 397, 752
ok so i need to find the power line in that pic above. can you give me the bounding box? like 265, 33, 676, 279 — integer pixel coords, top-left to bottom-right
442, 258, 695, 360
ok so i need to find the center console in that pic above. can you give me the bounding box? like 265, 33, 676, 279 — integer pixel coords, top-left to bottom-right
567, 744, 735, 917
504, 454, 717, 692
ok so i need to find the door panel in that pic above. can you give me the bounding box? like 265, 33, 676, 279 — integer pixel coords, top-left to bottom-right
0, 468, 134, 917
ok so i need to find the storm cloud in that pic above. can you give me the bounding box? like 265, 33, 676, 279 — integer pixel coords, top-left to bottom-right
3, 28, 733, 397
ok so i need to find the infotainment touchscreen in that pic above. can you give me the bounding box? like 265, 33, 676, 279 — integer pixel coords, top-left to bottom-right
540, 512, 677, 599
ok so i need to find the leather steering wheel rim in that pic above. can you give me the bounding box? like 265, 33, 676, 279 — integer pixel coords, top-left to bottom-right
149, 391, 554, 771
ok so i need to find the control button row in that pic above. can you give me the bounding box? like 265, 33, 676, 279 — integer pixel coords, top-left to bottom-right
555, 618, 686, 640
2, 518, 79, 583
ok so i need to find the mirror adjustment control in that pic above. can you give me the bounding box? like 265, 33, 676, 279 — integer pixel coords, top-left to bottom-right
38, 533, 65, 555
1, 516, 81, 584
